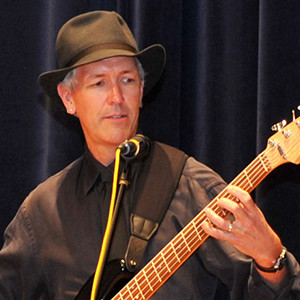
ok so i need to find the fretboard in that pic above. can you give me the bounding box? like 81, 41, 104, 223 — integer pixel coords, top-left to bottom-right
111, 145, 283, 300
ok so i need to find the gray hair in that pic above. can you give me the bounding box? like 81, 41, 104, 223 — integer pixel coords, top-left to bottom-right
60, 58, 145, 90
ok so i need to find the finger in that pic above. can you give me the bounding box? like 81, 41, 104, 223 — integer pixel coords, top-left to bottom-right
226, 185, 256, 211
204, 208, 233, 233
217, 197, 247, 221
201, 217, 236, 243
213, 186, 246, 221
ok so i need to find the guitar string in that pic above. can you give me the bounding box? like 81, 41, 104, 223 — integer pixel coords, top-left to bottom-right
132, 128, 296, 298
117, 146, 285, 299
139, 150, 284, 296
114, 139, 298, 299
112, 163, 262, 298
114, 146, 279, 299
150, 142, 296, 291
143, 137, 299, 298
111, 127, 300, 299
122, 144, 296, 300
121, 147, 276, 296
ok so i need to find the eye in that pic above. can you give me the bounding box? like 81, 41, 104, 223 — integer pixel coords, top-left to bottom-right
122, 77, 134, 83
94, 80, 104, 87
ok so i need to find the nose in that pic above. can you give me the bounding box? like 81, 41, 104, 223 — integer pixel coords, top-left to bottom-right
109, 83, 124, 104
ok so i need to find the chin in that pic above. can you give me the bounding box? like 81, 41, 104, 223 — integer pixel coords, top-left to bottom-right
107, 131, 135, 146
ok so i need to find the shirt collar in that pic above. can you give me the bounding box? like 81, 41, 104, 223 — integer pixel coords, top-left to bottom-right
80, 147, 115, 196
79, 146, 142, 197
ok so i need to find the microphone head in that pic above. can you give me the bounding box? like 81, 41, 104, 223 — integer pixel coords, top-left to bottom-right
118, 134, 150, 160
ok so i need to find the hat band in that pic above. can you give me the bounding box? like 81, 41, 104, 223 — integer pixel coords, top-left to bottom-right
64, 43, 138, 68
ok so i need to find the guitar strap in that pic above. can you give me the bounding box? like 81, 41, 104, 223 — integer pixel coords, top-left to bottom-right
74, 142, 188, 299
124, 142, 188, 272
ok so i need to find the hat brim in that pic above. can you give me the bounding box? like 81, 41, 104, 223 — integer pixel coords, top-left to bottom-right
38, 44, 166, 111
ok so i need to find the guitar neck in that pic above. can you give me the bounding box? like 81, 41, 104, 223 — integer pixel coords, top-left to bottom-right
111, 144, 288, 300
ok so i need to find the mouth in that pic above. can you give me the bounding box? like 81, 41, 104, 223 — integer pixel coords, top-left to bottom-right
106, 114, 127, 120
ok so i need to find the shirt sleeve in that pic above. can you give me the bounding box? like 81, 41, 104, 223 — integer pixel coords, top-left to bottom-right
0, 199, 46, 299
248, 252, 300, 299
184, 157, 300, 299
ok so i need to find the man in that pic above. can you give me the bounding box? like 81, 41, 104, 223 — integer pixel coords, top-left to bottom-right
0, 10, 299, 299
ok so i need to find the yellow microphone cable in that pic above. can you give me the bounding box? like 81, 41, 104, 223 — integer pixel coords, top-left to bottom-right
90, 148, 121, 300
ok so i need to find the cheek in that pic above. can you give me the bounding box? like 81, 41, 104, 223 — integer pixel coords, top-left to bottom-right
73, 91, 102, 115
132, 110, 140, 128
130, 100, 141, 120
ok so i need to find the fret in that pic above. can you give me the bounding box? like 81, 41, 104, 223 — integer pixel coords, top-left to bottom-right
151, 261, 162, 282
161, 251, 171, 273
211, 198, 224, 213
171, 241, 181, 263
143, 269, 153, 291
219, 208, 228, 217
243, 170, 253, 188
200, 230, 208, 241
259, 154, 270, 172
192, 219, 202, 241
232, 174, 252, 194
118, 291, 124, 300
126, 283, 134, 299
173, 236, 183, 253
208, 198, 220, 213
134, 277, 145, 299
180, 231, 191, 252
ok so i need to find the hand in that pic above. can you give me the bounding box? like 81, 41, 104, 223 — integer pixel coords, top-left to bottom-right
202, 185, 282, 267
201, 185, 288, 288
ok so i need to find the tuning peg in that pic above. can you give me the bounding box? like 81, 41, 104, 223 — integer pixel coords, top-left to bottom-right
295, 108, 300, 128
293, 108, 300, 127
292, 110, 296, 121
271, 120, 287, 132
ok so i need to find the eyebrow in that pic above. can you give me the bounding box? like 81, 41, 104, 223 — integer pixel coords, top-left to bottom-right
85, 69, 138, 80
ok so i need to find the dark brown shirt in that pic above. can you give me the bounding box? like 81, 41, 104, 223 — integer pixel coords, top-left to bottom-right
0, 143, 299, 299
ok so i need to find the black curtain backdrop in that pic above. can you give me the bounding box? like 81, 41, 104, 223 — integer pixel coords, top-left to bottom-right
1, 0, 299, 262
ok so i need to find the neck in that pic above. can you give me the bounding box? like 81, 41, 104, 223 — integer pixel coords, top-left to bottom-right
87, 143, 118, 166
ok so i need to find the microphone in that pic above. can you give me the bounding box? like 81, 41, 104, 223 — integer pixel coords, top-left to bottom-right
118, 134, 150, 160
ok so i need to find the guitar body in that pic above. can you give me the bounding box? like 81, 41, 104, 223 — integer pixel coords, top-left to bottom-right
75, 260, 133, 300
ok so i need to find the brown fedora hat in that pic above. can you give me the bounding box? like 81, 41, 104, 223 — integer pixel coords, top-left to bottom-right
38, 11, 166, 111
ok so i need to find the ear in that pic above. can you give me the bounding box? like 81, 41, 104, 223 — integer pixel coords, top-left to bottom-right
57, 83, 76, 115
139, 81, 144, 108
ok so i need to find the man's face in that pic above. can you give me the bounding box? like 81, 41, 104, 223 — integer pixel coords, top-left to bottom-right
61, 56, 144, 154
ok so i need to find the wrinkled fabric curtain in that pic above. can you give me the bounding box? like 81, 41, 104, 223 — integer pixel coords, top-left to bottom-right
1, 0, 299, 259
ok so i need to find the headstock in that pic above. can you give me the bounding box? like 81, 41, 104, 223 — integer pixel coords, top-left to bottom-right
267, 110, 300, 166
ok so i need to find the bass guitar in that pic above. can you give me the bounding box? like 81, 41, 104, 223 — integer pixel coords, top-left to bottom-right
76, 115, 300, 300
